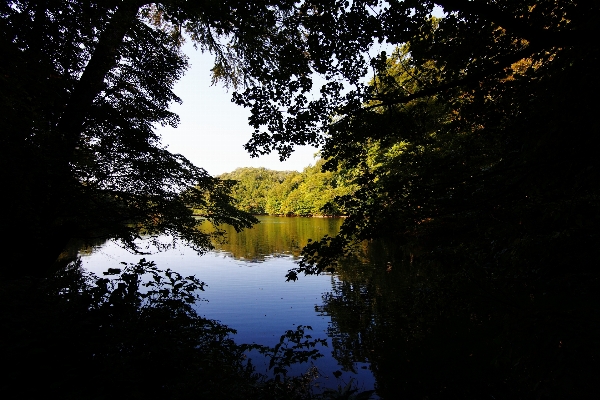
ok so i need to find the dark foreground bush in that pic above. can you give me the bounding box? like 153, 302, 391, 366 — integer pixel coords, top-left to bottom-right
0, 259, 365, 400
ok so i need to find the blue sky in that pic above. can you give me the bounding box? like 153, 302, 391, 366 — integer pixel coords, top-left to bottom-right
156, 42, 319, 176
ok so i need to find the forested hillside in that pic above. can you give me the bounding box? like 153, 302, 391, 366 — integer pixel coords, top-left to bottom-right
218, 159, 353, 216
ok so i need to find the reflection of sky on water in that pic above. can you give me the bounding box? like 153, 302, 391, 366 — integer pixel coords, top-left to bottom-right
79, 223, 376, 394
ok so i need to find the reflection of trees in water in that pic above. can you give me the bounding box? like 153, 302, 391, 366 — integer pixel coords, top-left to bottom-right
320, 240, 599, 399
318, 241, 424, 396
209, 217, 343, 261
55, 236, 112, 268
318, 278, 375, 372
62, 217, 343, 263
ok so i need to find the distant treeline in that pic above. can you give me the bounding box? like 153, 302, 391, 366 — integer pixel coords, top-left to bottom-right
218, 159, 353, 216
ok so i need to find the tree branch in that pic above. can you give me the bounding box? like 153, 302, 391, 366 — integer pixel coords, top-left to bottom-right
56, 0, 148, 154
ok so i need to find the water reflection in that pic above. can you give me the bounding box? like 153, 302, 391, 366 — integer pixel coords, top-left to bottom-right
79, 216, 519, 398
318, 239, 514, 398
317, 234, 600, 398
207, 216, 343, 260
74, 217, 464, 397
76, 213, 600, 398
317, 241, 419, 398
79, 216, 377, 394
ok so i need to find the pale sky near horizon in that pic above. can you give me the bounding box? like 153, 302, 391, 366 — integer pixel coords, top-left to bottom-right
156, 42, 320, 177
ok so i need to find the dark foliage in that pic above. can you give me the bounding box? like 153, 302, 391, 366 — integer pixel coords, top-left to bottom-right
0, 259, 253, 398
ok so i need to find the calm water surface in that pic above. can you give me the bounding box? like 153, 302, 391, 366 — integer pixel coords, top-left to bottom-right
80, 216, 377, 392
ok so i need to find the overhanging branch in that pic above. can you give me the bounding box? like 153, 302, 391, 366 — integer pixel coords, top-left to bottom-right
57, 0, 148, 155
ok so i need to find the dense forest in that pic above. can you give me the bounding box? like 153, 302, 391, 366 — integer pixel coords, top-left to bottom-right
2, 0, 599, 398
217, 159, 353, 216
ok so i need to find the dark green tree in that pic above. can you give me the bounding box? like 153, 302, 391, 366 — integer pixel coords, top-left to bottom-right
265, 170, 303, 215
277, 159, 352, 216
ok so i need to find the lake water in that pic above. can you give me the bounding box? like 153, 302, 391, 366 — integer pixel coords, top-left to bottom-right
79, 216, 377, 393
